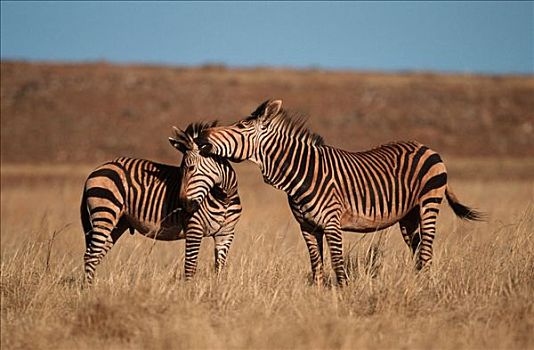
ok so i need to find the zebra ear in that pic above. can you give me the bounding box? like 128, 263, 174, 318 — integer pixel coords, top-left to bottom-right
255, 99, 282, 122
263, 99, 282, 120
169, 137, 187, 154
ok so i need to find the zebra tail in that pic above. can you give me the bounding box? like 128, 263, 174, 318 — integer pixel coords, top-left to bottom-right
80, 191, 92, 247
445, 187, 485, 221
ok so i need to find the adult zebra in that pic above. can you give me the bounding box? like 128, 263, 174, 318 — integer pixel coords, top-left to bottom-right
197, 99, 483, 285
81, 122, 241, 284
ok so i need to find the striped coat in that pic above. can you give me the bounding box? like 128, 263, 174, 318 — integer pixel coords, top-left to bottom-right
197, 99, 482, 285
81, 123, 241, 284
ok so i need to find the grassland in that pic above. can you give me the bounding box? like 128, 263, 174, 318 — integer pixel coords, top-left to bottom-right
1, 161, 533, 350
2, 61, 533, 348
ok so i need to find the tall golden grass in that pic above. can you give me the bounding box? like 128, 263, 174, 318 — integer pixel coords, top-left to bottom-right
1, 161, 533, 349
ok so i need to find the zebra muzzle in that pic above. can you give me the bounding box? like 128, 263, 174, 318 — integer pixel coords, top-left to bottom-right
196, 136, 213, 156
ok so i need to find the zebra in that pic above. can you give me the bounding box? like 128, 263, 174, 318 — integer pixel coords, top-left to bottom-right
80, 122, 241, 284
197, 99, 483, 286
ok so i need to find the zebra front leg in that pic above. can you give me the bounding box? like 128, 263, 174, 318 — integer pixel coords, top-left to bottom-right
213, 230, 235, 275
301, 226, 325, 286
324, 225, 348, 286
184, 222, 204, 281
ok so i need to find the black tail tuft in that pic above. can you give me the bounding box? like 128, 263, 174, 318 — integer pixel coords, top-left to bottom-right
445, 188, 485, 221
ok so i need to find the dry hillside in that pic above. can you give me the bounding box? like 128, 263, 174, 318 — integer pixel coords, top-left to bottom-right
1, 61, 533, 165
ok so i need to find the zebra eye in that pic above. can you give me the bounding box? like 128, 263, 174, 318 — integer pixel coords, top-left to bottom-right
187, 165, 195, 171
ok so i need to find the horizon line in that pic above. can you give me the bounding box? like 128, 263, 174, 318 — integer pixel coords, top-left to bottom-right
2, 57, 533, 78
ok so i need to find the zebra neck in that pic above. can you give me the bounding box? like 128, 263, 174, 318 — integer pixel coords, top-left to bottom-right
217, 163, 237, 197
260, 139, 319, 199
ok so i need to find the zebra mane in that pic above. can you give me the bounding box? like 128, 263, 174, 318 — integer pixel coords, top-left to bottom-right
270, 109, 325, 146
172, 121, 218, 151
184, 121, 218, 140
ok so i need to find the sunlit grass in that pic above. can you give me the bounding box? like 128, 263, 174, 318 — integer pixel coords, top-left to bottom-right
1, 164, 533, 349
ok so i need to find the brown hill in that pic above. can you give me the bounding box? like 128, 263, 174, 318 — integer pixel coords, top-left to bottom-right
1, 61, 533, 164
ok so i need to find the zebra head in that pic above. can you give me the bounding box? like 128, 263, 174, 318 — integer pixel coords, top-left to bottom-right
196, 99, 283, 167
169, 122, 222, 213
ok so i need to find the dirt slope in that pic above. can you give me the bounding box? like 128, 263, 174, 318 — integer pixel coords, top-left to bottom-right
1, 61, 533, 164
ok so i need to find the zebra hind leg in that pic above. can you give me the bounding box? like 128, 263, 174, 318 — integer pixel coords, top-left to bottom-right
84, 217, 128, 285
399, 206, 422, 261
416, 198, 443, 271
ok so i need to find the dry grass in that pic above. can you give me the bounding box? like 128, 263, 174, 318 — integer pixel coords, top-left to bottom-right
1, 161, 533, 349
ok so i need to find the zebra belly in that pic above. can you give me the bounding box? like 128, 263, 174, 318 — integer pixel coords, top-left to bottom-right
125, 215, 185, 241
339, 210, 404, 233
145, 226, 186, 241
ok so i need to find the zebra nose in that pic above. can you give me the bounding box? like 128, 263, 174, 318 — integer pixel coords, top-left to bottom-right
199, 143, 212, 156
196, 136, 213, 155
196, 134, 207, 146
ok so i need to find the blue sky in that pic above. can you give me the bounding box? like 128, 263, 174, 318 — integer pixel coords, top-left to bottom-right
1, 1, 532, 74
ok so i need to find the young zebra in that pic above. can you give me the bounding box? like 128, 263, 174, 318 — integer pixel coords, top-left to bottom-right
81, 122, 241, 284
197, 99, 483, 286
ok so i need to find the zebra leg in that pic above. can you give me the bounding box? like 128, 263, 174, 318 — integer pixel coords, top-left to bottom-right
184, 219, 204, 280
399, 206, 421, 257
84, 217, 128, 285
301, 226, 325, 286
324, 226, 348, 286
213, 230, 235, 275
417, 200, 442, 270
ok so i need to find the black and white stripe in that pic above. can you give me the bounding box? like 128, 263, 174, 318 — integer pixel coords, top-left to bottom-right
81, 123, 241, 284
198, 99, 483, 285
